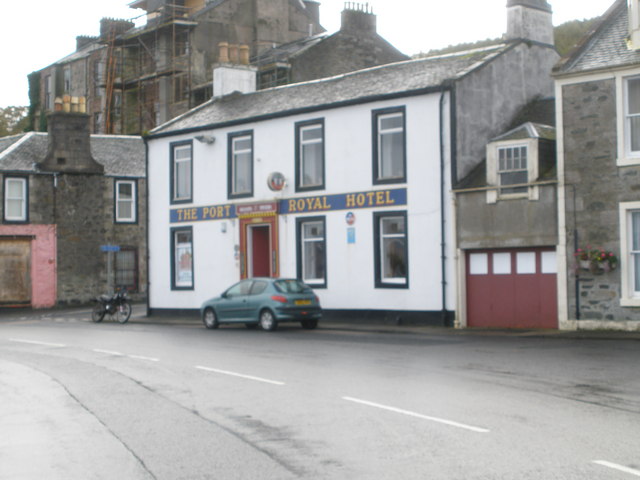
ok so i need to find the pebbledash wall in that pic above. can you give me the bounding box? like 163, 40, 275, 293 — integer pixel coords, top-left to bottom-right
147, 94, 456, 323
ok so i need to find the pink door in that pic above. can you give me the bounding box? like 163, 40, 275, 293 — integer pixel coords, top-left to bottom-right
466, 249, 557, 329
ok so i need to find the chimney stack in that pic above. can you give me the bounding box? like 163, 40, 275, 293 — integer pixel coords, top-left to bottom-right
38, 111, 104, 174
340, 2, 376, 35
506, 0, 554, 46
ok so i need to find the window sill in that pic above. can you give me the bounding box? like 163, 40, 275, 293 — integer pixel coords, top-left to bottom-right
620, 297, 640, 307
617, 156, 640, 167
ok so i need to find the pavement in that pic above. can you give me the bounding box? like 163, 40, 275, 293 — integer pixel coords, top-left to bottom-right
2, 303, 640, 340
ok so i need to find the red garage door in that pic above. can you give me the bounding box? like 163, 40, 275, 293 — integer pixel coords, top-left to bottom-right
466, 249, 557, 329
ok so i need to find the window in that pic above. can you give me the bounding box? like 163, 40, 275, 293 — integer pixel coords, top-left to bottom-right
114, 248, 138, 292
296, 217, 326, 287
296, 120, 324, 191
171, 141, 192, 203
373, 107, 406, 184
619, 202, 640, 305
228, 132, 253, 198
4, 177, 27, 222
115, 179, 137, 223
374, 212, 408, 288
626, 77, 640, 155
498, 146, 528, 194
63, 67, 71, 93
172, 228, 193, 289
44, 75, 52, 110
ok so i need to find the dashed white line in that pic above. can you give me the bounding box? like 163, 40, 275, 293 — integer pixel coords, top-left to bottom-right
342, 396, 490, 433
195, 365, 285, 386
9, 338, 66, 348
92, 348, 124, 356
593, 461, 640, 477
128, 354, 160, 362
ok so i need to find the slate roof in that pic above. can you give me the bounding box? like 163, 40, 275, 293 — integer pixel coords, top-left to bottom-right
251, 34, 328, 66
491, 122, 556, 142
0, 132, 145, 177
554, 0, 640, 76
151, 42, 514, 136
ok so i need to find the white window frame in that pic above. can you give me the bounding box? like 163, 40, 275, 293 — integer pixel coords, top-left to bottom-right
172, 228, 194, 290
4, 177, 27, 222
299, 218, 326, 286
229, 133, 253, 197
486, 138, 539, 203
172, 143, 192, 203
297, 122, 324, 190
375, 212, 408, 287
115, 179, 136, 223
620, 201, 640, 305
373, 108, 406, 183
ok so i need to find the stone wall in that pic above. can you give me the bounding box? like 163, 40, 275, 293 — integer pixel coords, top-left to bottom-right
561, 79, 640, 324
28, 173, 146, 305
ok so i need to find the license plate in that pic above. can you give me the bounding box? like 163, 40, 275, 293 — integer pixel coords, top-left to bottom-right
295, 299, 312, 305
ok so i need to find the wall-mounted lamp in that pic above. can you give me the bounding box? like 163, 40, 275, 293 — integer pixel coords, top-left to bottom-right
195, 134, 216, 144
221, 222, 227, 233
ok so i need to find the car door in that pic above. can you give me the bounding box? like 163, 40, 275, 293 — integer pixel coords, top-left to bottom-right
216, 280, 253, 321
245, 279, 270, 320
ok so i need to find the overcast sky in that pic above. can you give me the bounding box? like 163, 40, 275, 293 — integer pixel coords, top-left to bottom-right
0, 0, 616, 108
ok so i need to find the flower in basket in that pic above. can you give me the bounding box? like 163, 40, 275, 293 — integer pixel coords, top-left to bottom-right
574, 247, 618, 273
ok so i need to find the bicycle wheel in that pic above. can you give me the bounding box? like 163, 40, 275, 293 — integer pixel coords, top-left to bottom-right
116, 301, 132, 324
91, 303, 105, 323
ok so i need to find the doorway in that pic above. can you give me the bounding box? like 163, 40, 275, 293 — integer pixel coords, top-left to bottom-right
247, 224, 271, 277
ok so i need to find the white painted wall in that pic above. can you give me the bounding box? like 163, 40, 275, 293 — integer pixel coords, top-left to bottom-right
147, 92, 456, 313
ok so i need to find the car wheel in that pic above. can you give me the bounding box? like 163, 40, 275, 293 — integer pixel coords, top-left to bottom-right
259, 309, 278, 331
245, 323, 259, 329
301, 319, 318, 330
203, 308, 219, 329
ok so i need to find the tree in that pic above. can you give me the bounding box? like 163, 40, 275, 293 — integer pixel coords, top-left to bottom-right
0, 106, 29, 137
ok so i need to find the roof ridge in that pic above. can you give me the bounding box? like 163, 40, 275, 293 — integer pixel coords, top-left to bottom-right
0, 132, 35, 161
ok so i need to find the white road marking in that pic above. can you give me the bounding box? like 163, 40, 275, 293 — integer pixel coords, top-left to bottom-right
195, 365, 285, 386
128, 354, 160, 362
593, 461, 640, 477
342, 397, 490, 433
9, 338, 66, 348
92, 349, 124, 356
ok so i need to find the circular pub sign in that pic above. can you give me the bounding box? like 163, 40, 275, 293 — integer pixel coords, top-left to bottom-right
267, 172, 286, 191
345, 211, 356, 225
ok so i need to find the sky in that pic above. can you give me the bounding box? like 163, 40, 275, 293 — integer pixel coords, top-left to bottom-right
0, 0, 617, 108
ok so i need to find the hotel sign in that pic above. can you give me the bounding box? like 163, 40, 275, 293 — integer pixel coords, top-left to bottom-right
170, 188, 407, 223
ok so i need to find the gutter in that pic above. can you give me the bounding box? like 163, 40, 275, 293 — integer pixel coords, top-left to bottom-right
439, 89, 450, 327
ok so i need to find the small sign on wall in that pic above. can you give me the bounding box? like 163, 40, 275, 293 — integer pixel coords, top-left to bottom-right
347, 227, 356, 244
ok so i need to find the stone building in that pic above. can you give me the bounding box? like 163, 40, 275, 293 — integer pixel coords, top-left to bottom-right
0, 106, 145, 308
554, 0, 640, 330
28, 0, 406, 136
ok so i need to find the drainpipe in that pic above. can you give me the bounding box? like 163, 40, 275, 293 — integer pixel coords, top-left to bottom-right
439, 89, 449, 327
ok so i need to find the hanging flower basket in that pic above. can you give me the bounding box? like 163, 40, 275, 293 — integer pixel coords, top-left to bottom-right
574, 247, 618, 275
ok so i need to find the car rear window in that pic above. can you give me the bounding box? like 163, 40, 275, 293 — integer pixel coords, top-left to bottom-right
274, 279, 310, 294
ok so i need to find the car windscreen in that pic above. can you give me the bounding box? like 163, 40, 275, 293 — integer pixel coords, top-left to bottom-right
273, 279, 311, 294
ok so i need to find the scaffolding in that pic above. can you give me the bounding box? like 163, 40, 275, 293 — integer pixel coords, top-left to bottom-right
102, 3, 196, 135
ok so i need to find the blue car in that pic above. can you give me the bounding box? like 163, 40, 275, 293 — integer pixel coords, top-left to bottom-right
200, 278, 322, 331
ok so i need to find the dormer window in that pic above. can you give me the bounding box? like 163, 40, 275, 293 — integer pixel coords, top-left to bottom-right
498, 145, 528, 195
485, 122, 555, 203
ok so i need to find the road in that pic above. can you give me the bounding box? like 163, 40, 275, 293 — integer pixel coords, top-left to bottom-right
1, 307, 639, 479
